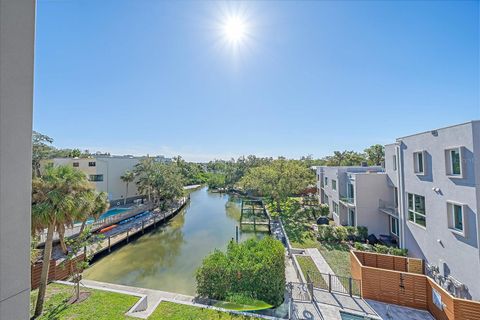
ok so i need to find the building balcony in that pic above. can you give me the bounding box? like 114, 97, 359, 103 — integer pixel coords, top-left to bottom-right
339, 196, 355, 207
378, 199, 398, 217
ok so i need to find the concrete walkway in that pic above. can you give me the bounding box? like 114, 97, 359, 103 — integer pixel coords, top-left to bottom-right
303, 248, 346, 292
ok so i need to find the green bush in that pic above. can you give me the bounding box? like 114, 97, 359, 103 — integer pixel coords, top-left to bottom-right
354, 242, 408, 257
196, 237, 285, 306
356, 226, 368, 241
334, 226, 348, 242
318, 225, 368, 243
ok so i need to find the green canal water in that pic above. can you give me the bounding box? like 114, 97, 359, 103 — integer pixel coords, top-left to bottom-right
84, 187, 266, 295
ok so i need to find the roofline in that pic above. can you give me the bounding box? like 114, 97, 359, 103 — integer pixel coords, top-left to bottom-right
395, 120, 480, 141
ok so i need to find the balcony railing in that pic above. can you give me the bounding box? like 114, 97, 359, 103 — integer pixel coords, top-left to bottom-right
378, 199, 398, 217
340, 196, 355, 205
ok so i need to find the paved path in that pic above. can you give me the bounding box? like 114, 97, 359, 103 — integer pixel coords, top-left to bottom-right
304, 248, 346, 291
80, 279, 195, 318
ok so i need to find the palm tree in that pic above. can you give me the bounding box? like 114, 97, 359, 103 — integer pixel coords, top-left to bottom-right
134, 157, 155, 202
76, 190, 110, 235
31, 164, 91, 317
120, 170, 135, 205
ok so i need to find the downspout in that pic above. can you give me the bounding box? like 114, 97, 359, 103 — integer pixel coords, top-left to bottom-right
396, 141, 406, 249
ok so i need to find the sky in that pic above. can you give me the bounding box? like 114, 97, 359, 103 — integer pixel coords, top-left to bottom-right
34, 0, 480, 162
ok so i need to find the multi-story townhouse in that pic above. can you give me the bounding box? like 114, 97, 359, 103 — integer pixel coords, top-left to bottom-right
317, 166, 391, 236
50, 155, 171, 204
383, 120, 480, 300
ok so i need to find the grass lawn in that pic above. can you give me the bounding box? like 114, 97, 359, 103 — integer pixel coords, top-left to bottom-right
31, 284, 260, 320
296, 255, 327, 288
30, 283, 138, 319
279, 207, 353, 278
149, 301, 252, 320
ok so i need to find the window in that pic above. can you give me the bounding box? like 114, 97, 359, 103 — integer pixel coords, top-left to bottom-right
393, 155, 397, 171
347, 182, 355, 202
447, 202, 465, 234
445, 148, 463, 177
332, 202, 339, 216
73, 162, 79, 167
323, 194, 329, 206
89, 174, 104, 182
88, 161, 96, 167
394, 187, 399, 208
408, 193, 426, 227
413, 151, 425, 174
332, 179, 337, 191
390, 216, 399, 236
324, 177, 328, 186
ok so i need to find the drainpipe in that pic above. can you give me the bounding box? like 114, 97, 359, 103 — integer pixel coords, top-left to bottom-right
396, 141, 406, 249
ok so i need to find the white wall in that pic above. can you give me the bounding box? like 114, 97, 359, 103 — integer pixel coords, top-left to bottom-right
0, 0, 35, 318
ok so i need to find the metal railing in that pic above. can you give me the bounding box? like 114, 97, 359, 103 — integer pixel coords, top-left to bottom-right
307, 271, 361, 297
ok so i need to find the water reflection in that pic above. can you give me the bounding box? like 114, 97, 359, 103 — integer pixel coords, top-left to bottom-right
84, 187, 266, 295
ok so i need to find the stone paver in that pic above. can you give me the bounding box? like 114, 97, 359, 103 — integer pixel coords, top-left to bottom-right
366, 300, 434, 320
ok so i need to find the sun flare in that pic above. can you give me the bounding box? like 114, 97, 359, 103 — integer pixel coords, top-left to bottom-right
221, 15, 248, 46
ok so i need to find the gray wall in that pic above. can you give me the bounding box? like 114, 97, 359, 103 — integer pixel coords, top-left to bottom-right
355, 173, 390, 235
393, 121, 480, 300
0, 0, 35, 318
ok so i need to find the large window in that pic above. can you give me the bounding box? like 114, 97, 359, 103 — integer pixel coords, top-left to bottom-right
393, 155, 397, 171
323, 194, 329, 206
408, 193, 426, 227
88, 161, 96, 167
332, 179, 337, 191
324, 176, 328, 186
413, 151, 425, 174
390, 216, 399, 236
445, 148, 462, 176
89, 174, 104, 182
447, 202, 464, 234
347, 182, 354, 202
332, 202, 339, 216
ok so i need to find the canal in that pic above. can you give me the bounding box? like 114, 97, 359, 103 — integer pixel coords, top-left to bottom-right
84, 187, 266, 295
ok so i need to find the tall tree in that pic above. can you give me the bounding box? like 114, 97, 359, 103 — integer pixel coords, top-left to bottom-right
120, 170, 136, 205
134, 157, 156, 202
150, 163, 184, 209
32, 164, 91, 317
238, 159, 315, 211
364, 144, 385, 165
32, 131, 55, 177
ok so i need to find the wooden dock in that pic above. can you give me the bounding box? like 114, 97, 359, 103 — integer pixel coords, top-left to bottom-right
239, 199, 272, 232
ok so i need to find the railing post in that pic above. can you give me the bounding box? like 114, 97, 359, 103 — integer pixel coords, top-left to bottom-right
153, 215, 156, 227
126, 230, 129, 243
142, 220, 145, 234
108, 236, 111, 252
328, 273, 332, 292
349, 277, 353, 296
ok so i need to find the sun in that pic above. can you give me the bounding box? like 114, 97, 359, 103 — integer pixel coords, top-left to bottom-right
221, 15, 248, 46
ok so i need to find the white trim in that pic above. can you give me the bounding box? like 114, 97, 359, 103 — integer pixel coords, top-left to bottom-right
413, 151, 426, 175
446, 201, 466, 237
445, 147, 464, 178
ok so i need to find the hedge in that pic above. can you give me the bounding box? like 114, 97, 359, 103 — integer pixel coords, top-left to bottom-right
317, 225, 368, 242
196, 237, 285, 306
354, 242, 408, 257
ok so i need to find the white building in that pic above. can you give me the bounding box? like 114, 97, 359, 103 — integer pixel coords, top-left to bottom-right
51, 155, 170, 204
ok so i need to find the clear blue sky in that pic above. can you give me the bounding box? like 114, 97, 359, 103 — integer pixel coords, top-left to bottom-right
34, 0, 479, 162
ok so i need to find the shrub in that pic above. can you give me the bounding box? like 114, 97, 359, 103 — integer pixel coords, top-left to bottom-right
354, 242, 408, 257
334, 226, 348, 242
196, 237, 285, 306
356, 226, 368, 241
319, 204, 330, 217
318, 225, 335, 242
318, 225, 368, 243
373, 244, 390, 254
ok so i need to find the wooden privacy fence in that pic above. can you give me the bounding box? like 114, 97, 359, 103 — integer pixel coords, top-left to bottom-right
31, 253, 85, 290
350, 250, 480, 320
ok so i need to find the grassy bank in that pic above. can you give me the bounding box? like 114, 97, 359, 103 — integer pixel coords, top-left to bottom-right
30, 283, 138, 319
296, 255, 327, 288
31, 284, 259, 320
